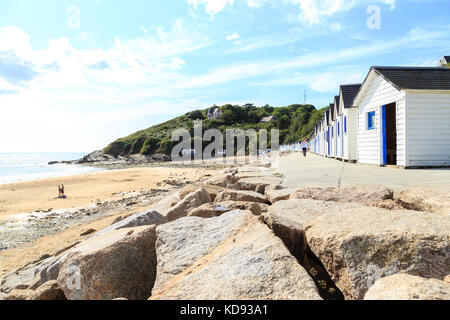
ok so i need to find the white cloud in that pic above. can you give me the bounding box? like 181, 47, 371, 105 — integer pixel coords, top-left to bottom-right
379, 0, 396, 10
226, 33, 240, 40
173, 26, 449, 90
187, 0, 236, 16
0, 21, 213, 151
188, 0, 397, 24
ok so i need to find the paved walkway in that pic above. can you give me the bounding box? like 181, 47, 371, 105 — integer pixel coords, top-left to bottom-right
276, 152, 450, 192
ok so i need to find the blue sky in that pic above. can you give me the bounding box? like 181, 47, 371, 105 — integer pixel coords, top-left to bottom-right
0, 0, 449, 152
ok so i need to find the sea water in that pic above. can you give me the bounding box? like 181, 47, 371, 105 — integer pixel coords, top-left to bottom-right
0, 152, 102, 184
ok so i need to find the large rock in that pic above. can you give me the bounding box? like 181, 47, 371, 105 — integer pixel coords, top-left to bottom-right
92, 210, 166, 238
290, 186, 393, 207
265, 188, 297, 204
179, 184, 223, 202
31, 280, 66, 300
57, 226, 157, 300
0, 265, 36, 294
187, 201, 267, 218
0, 256, 56, 294
237, 166, 274, 174
265, 199, 364, 226
263, 200, 359, 300
364, 273, 450, 300
397, 189, 450, 213
30, 256, 66, 290
205, 174, 239, 188
164, 188, 211, 222
152, 210, 253, 291
150, 192, 180, 214
214, 189, 268, 204
151, 210, 321, 300
305, 208, 450, 300
2, 289, 35, 300
232, 176, 283, 194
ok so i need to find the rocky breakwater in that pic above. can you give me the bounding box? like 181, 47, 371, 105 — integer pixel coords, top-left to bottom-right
49, 150, 170, 167
1, 164, 449, 300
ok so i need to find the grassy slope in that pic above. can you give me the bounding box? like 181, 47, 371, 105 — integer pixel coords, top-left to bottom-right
104, 104, 327, 156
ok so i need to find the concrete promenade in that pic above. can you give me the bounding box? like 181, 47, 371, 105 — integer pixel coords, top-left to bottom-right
276, 152, 450, 192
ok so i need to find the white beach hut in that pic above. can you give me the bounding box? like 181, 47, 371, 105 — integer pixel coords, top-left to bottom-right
331, 96, 340, 158
353, 66, 450, 168
334, 94, 344, 159
338, 84, 361, 162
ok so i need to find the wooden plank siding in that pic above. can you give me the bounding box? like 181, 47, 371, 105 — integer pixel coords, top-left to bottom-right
406, 91, 450, 167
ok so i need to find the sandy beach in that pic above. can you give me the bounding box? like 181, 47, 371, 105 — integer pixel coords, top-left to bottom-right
0, 167, 213, 220
0, 166, 216, 277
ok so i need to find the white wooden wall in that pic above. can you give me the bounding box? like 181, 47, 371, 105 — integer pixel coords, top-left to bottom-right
346, 108, 358, 161
357, 74, 405, 165
406, 91, 450, 167
330, 121, 336, 158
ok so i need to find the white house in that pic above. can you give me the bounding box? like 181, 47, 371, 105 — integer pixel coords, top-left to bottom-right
353, 66, 450, 168
339, 84, 361, 162
207, 107, 222, 119
261, 115, 276, 123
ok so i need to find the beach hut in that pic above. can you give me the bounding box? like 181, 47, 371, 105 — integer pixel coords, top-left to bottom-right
353, 66, 450, 167
331, 96, 340, 158
334, 94, 344, 159
319, 119, 324, 156
321, 112, 328, 156
339, 84, 361, 162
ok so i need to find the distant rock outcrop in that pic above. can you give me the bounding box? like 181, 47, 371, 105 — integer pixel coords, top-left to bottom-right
48, 150, 170, 166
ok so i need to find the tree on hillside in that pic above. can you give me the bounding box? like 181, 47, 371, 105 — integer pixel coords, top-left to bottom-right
277, 115, 291, 130
188, 110, 205, 120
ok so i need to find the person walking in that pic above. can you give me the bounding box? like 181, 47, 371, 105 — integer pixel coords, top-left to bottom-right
301, 139, 308, 157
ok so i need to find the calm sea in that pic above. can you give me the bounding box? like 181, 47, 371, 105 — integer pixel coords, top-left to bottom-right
0, 152, 103, 184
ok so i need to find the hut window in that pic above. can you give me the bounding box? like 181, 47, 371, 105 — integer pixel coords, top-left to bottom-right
367, 111, 376, 130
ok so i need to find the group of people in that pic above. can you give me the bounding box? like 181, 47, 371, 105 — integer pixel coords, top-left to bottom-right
58, 184, 66, 199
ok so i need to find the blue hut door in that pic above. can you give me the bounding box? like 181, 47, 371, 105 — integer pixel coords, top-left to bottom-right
327, 129, 331, 156
341, 117, 344, 157
382, 105, 387, 165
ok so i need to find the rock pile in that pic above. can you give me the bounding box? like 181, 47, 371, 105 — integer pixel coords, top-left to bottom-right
1, 164, 449, 300
48, 150, 171, 166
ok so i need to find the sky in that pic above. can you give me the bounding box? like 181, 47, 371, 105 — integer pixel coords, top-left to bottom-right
0, 0, 449, 152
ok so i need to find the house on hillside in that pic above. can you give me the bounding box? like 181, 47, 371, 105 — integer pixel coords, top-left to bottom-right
353, 66, 450, 168
439, 56, 450, 67
207, 107, 222, 119
338, 84, 362, 162
261, 115, 276, 123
